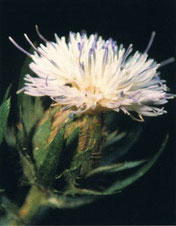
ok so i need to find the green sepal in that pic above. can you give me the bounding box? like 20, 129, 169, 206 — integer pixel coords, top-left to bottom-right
61, 114, 103, 187
70, 149, 93, 177
0, 98, 11, 145
104, 135, 168, 194
61, 149, 93, 189
37, 128, 65, 187
66, 126, 80, 147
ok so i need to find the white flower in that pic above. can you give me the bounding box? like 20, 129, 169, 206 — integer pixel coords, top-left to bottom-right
9, 27, 175, 121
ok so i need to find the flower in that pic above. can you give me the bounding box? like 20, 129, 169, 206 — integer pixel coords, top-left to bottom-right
9, 27, 175, 121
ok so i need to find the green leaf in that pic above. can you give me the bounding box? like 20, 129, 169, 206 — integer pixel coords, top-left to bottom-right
37, 128, 65, 186
17, 44, 44, 135
15, 132, 36, 184
4, 127, 16, 147
0, 98, 11, 145
86, 159, 146, 177
64, 187, 105, 196
3, 84, 12, 102
102, 126, 142, 164
104, 131, 126, 148
19, 152, 37, 184
33, 117, 52, 168
20, 97, 44, 135
104, 135, 168, 194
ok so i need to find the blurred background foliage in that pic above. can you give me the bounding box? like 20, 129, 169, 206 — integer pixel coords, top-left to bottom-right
0, 0, 175, 224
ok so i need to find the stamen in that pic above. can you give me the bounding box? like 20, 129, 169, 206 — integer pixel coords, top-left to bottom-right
144, 31, 156, 54
121, 44, 133, 68
35, 25, 49, 43
138, 63, 158, 76
112, 41, 117, 55
68, 31, 73, 43
88, 48, 95, 63
103, 47, 108, 64
24, 33, 59, 69
81, 30, 87, 39
78, 42, 81, 51
16, 87, 25, 94
9, 37, 31, 57
24, 33, 40, 53
92, 34, 98, 49
130, 113, 144, 122
50, 60, 59, 68
45, 75, 49, 86
155, 73, 165, 87
159, 57, 175, 68
57, 95, 66, 99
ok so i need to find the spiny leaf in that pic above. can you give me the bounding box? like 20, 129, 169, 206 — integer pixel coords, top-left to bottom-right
104, 135, 169, 194
86, 159, 146, 177
0, 98, 11, 145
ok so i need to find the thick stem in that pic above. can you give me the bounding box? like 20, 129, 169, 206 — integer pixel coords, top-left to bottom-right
11, 185, 48, 225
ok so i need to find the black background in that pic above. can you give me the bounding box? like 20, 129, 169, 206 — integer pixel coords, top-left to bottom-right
0, 0, 176, 225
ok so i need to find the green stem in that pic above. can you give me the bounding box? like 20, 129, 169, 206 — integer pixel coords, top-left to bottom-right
11, 185, 48, 225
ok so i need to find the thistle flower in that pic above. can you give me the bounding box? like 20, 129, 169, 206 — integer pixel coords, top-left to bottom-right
3, 28, 174, 225
9, 27, 174, 120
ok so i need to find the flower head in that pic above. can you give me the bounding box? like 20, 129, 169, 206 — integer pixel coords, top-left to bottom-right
9, 27, 175, 121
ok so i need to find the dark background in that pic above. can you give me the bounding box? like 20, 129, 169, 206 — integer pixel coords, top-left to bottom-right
0, 0, 176, 225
